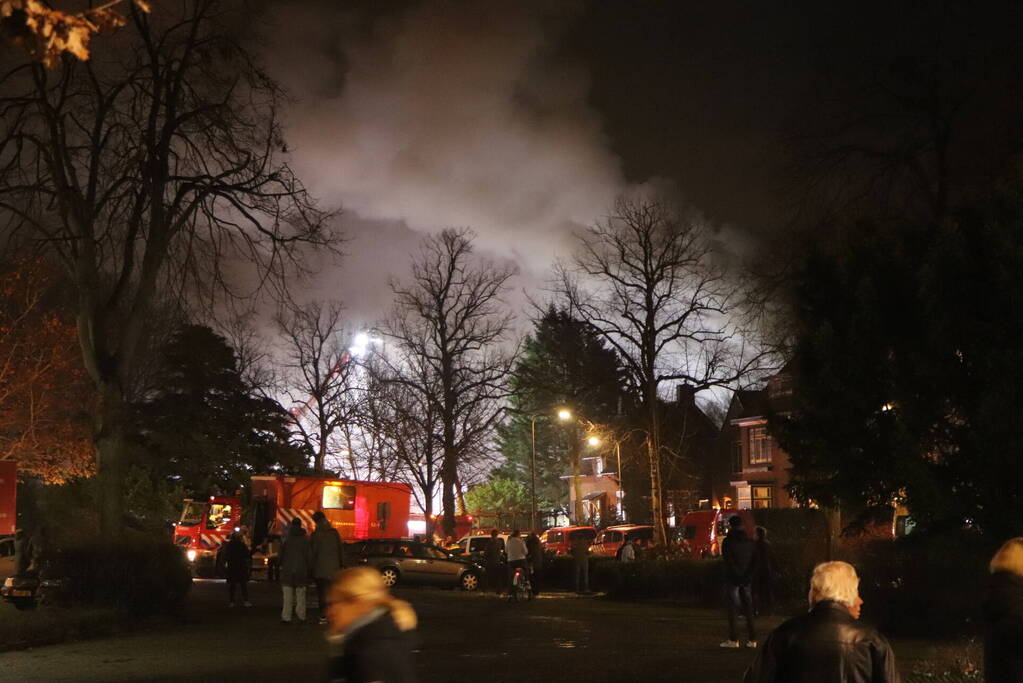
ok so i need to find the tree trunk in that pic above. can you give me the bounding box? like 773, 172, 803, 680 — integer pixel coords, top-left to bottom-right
441, 445, 457, 537
95, 383, 128, 535
646, 391, 667, 546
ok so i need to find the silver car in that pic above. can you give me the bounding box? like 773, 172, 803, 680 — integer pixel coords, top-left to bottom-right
347, 539, 483, 591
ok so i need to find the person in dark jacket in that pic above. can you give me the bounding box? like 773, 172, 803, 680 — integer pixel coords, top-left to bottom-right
571, 533, 590, 593
984, 537, 1023, 683
223, 531, 253, 607
744, 560, 900, 683
752, 525, 778, 616
311, 510, 346, 625
12, 528, 30, 576
526, 532, 543, 596
280, 517, 312, 623
484, 530, 504, 594
327, 566, 418, 683
721, 515, 757, 648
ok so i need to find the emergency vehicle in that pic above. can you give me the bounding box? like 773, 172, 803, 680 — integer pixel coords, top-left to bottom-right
173, 475, 412, 577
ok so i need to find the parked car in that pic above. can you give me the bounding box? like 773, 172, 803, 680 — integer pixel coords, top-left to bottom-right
347, 538, 483, 591
452, 532, 522, 561
539, 526, 597, 556
590, 525, 654, 558
678, 508, 755, 557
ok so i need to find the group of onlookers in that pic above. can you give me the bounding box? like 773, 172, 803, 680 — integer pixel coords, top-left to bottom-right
221, 510, 345, 625
215, 518, 1023, 683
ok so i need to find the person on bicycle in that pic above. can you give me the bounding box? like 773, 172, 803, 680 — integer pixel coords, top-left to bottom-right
505, 529, 529, 590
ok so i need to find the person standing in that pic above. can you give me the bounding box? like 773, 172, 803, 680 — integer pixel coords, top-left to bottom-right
984, 537, 1023, 683
505, 529, 528, 590
484, 530, 504, 594
752, 526, 778, 616
526, 532, 543, 596
326, 566, 418, 683
311, 510, 346, 626
744, 561, 900, 683
720, 515, 757, 648
280, 517, 312, 624
224, 531, 253, 607
620, 537, 636, 563
571, 533, 590, 593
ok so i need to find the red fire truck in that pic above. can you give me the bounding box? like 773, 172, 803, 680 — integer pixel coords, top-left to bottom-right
173, 475, 412, 577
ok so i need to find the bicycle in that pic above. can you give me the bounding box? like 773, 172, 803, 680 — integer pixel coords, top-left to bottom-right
508, 563, 532, 602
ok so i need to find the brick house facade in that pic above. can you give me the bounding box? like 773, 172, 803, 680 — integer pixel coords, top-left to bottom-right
712, 370, 797, 510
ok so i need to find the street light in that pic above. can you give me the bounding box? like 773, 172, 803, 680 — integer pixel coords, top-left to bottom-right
585, 429, 625, 522
529, 407, 575, 532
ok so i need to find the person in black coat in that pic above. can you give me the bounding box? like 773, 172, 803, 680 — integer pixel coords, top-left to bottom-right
985, 537, 1023, 683
327, 566, 418, 683
721, 515, 757, 648
223, 531, 252, 607
752, 525, 778, 616
744, 560, 899, 683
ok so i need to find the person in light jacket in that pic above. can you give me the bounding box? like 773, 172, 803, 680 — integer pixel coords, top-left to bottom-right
327, 566, 418, 683
985, 537, 1023, 683
311, 510, 346, 625
280, 517, 312, 623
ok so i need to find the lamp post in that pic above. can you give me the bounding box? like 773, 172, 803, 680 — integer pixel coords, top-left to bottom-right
529, 408, 573, 532
585, 431, 626, 522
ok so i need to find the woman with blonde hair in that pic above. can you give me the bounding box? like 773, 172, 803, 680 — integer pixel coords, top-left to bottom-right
985, 537, 1023, 683
326, 566, 418, 683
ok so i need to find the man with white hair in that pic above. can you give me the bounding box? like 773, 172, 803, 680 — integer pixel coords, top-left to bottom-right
744, 561, 901, 683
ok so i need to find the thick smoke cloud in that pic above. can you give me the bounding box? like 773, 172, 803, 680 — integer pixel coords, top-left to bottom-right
266, 0, 625, 273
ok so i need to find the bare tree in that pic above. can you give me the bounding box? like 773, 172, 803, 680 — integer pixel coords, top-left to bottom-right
384, 228, 515, 536
360, 354, 444, 534
276, 299, 358, 475
558, 198, 766, 544
0, 0, 338, 532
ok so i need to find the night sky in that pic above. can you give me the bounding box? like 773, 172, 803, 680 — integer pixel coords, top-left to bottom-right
257, 0, 1023, 323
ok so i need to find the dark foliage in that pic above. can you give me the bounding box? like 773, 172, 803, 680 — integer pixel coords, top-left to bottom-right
776, 192, 1023, 540
49, 535, 192, 616
135, 324, 309, 497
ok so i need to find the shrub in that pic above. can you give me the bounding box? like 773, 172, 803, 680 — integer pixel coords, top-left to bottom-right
853, 532, 991, 636
47, 532, 192, 616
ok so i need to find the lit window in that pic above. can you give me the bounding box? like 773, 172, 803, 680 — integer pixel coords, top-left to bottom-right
749, 427, 772, 465
751, 485, 773, 509
322, 485, 356, 510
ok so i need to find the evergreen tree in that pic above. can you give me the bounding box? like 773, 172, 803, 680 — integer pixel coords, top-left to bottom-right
777, 191, 1023, 540
496, 306, 636, 520
135, 325, 308, 497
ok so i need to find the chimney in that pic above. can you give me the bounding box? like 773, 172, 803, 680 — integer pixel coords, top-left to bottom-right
675, 383, 695, 406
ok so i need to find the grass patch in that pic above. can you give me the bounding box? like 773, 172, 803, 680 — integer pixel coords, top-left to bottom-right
0, 604, 130, 651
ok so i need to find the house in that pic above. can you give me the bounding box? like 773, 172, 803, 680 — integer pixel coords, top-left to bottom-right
713, 368, 797, 510
569, 384, 718, 526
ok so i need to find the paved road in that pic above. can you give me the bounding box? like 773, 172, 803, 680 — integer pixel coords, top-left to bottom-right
2, 578, 776, 682
5, 577, 962, 683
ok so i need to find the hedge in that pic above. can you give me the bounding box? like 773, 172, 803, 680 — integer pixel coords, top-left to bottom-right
46, 534, 192, 616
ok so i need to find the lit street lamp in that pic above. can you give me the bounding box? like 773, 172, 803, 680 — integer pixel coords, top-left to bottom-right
530, 407, 573, 532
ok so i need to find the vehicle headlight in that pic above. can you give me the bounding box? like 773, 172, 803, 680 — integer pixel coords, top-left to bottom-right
186, 549, 197, 562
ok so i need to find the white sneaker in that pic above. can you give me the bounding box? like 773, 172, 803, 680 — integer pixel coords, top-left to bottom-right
719, 640, 740, 648
745, 640, 758, 648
